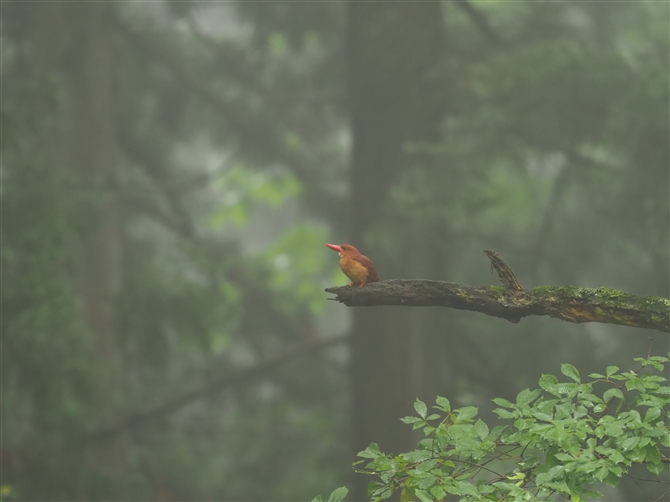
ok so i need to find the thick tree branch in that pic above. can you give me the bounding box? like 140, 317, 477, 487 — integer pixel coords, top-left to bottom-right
325, 252, 670, 333
88, 333, 350, 441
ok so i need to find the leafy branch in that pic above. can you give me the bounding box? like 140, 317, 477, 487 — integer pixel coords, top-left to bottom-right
315, 355, 670, 502
325, 250, 670, 333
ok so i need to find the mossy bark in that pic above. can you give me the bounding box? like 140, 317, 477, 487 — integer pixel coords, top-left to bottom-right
325, 280, 670, 333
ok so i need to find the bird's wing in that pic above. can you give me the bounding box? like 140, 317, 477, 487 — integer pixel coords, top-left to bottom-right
352, 255, 379, 282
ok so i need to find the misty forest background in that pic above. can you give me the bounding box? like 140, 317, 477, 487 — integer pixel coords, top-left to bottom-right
3, 1, 669, 500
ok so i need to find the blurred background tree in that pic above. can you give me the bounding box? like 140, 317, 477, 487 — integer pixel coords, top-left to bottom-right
2, 1, 667, 500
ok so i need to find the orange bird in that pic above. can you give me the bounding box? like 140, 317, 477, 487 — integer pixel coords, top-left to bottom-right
326, 243, 379, 288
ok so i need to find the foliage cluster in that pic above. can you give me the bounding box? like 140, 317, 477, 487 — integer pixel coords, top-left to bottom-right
317, 356, 670, 502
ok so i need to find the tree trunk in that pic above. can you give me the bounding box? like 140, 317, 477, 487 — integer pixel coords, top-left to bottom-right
348, 2, 447, 498
26, 1, 126, 479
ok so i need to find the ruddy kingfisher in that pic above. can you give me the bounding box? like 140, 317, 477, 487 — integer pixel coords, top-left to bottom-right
326, 243, 379, 288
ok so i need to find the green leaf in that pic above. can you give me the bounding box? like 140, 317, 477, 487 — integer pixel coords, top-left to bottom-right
358, 443, 382, 459
605, 423, 624, 437
516, 388, 532, 405
327, 487, 348, 502
311, 497, 323, 502
554, 453, 573, 461
644, 444, 661, 464
545, 465, 565, 482
556, 382, 578, 395
647, 361, 663, 371
415, 459, 439, 473
474, 419, 489, 439
435, 396, 451, 412
578, 392, 603, 404
371, 485, 393, 500
414, 399, 427, 419
573, 487, 602, 499
417, 475, 437, 489
643, 407, 661, 423
589, 373, 605, 379
493, 408, 516, 419
555, 403, 574, 419
430, 486, 446, 500
492, 481, 522, 493
603, 388, 624, 403
402, 450, 433, 463
380, 470, 394, 484
400, 416, 422, 424
545, 419, 566, 441
621, 436, 639, 451
635, 357, 665, 371
530, 423, 552, 433
647, 461, 664, 475
561, 363, 581, 383
414, 489, 433, 502
455, 481, 480, 498
400, 486, 414, 502
625, 377, 646, 393
626, 446, 646, 462
604, 471, 621, 487
490, 425, 506, 438
539, 374, 560, 395
454, 406, 478, 423
609, 450, 625, 463
594, 466, 609, 481
475, 483, 495, 496
492, 397, 515, 408
532, 412, 553, 422
410, 421, 427, 431
535, 398, 559, 414
417, 438, 433, 450
606, 366, 620, 377
441, 483, 462, 495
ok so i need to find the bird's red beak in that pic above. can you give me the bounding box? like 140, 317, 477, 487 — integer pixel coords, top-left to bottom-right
326, 243, 342, 252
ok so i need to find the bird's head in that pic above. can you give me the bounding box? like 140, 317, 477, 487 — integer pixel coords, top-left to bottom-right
326, 243, 360, 258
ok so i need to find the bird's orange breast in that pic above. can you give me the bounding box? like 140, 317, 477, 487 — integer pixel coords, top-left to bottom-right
340, 256, 371, 283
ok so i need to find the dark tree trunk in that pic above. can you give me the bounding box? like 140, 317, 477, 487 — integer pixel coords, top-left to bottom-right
348, 2, 448, 498
26, 1, 126, 480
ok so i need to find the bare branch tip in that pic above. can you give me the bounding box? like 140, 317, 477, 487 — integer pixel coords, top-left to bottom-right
483, 249, 524, 292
